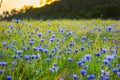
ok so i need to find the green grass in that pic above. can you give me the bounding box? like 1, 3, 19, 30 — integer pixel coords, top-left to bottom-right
0, 19, 120, 80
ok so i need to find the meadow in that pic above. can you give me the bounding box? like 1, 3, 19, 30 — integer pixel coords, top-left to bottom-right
0, 19, 120, 80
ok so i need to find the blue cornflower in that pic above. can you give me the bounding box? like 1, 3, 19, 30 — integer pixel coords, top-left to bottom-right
87, 74, 96, 80
6, 76, 12, 80
81, 36, 87, 40
103, 59, 109, 65
117, 72, 120, 77
2, 41, 7, 46
84, 54, 91, 60
81, 46, 85, 51
16, 50, 23, 55
29, 41, 34, 45
12, 62, 17, 66
73, 74, 79, 80
105, 55, 114, 61
105, 26, 113, 32
68, 58, 74, 62
80, 69, 87, 75
0, 70, 4, 73
38, 32, 42, 37
101, 48, 107, 54
33, 47, 38, 51
95, 52, 101, 57
44, 49, 48, 53
15, 19, 20, 23
69, 43, 74, 47
112, 68, 118, 73
24, 55, 29, 60
74, 49, 78, 53
77, 61, 83, 66
47, 30, 51, 33
1, 62, 7, 66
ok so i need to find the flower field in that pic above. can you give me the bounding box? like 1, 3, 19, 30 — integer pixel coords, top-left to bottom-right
0, 19, 120, 80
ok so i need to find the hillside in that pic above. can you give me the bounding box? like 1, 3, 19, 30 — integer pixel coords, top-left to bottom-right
2, 0, 120, 19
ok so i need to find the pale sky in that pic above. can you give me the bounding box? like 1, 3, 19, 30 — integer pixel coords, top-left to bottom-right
0, 0, 40, 14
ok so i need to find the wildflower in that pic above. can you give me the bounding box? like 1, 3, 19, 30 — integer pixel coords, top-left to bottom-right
0, 70, 4, 73
2, 41, 7, 46
81, 36, 87, 40
15, 19, 20, 23
101, 70, 110, 76
103, 59, 109, 65
95, 52, 101, 57
38, 32, 42, 37
1, 62, 7, 66
87, 74, 96, 80
12, 62, 17, 66
80, 69, 87, 75
48, 30, 51, 33
81, 46, 85, 51
29, 41, 34, 45
101, 48, 107, 54
112, 68, 118, 73
105, 55, 114, 61
84, 54, 91, 60
68, 58, 74, 62
74, 49, 78, 53
73, 74, 79, 80
105, 26, 113, 32
24, 55, 29, 60
33, 47, 37, 51
77, 61, 83, 66
117, 72, 120, 77
6, 76, 12, 80
16, 50, 23, 55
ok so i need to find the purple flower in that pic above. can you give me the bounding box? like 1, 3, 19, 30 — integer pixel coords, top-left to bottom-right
112, 68, 118, 73
105, 55, 114, 61
68, 58, 74, 62
103, 59, 109, 65
81, 46, 85, 51
84, 54, 91, 60
87, 74, 96, 79
1, 62, 7, 66
117, 72, 120, 77
16, 50, 23, 55
24, 55, 29, 60
2, 41, 7, 46
77, 61, 83, 66
69, 43, 74, 47
80, 69, 87, 75
105, 26, 113, 32
101, 48, 107, 54
73, 74, 79, 80
0, 70, 4, 73
6, 76, 12, 80
38, 32, 42, 37
12, 62, 17, 66
74, 49, 78, 53
33, 47, 37, 51
15, 19, 20, 23
95, 52, 101, 57
29, 41, 34, 45
48, 30, 51, 33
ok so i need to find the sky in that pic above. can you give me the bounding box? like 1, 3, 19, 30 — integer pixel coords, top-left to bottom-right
0, 0, 40, 14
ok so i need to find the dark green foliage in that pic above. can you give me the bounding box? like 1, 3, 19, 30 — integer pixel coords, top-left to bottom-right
2, 0, 120, 20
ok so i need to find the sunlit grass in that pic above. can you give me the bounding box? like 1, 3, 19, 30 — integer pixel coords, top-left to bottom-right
0, 19, 120, 80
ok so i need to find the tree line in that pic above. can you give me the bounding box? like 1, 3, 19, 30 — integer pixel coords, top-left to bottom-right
0, 0, 120, 20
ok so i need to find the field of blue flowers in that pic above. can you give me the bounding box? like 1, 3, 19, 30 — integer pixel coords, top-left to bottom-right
0, 19, 120, 80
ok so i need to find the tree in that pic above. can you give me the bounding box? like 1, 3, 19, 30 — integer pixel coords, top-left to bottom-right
0, 0, 2, 7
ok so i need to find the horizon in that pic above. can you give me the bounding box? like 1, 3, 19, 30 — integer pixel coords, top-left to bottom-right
0, 0, 56, 15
